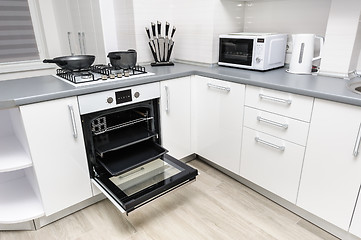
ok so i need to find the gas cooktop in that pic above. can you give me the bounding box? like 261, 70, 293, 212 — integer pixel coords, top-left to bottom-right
54, 65, 154, 87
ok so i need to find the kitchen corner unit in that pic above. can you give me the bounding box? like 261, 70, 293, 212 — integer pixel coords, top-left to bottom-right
0, 108, 44, 227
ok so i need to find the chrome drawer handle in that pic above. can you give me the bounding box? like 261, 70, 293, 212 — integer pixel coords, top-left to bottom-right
353, 123, 361, 157
207, 83, 230, 92
257, 116, 288, 129
164, 85, 170, 113
68, 105, 78, 139
78, 32, 83, 54
255, 137, 285, 151
259, 93, 292, 105
67, 32, 74, 56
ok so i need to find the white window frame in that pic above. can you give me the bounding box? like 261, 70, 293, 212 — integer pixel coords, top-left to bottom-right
0, 0, 53, 74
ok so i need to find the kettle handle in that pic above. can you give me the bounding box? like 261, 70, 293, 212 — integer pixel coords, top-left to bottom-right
312, 36, 324, 62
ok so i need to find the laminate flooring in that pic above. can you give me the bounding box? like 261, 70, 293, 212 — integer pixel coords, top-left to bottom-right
0, 160, 340, 240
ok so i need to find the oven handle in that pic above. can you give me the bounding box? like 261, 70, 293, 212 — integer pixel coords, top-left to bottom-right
68, 105, 78, 138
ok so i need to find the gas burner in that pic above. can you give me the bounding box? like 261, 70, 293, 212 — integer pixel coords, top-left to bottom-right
55, 64, 154, 86
56, 69, 95, 83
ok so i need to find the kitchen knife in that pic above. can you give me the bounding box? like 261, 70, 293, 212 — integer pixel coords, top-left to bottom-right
157, 21, 165, 62
164, 22, 170, 62
167, 26, 176, 62
151, 22, 160, 62
145, 27, 158, 62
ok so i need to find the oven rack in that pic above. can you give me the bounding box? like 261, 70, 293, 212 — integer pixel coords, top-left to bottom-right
92, 117, 154, 136
94, 126, 157, 157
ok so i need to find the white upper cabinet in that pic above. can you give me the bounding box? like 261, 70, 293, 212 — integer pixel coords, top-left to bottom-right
20, 97, 92, 216
160, 77, 192, 159
297, 99, 361, 231
192, 76, 245, 174
52, 0, 106, 63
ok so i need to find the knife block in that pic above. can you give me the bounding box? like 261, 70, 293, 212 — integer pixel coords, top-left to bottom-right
146, 21, 176, 67
150, 41, 175, 67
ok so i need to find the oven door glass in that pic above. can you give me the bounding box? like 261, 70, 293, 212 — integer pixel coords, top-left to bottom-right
219, 38, 254, 66
92, 154, 197, 214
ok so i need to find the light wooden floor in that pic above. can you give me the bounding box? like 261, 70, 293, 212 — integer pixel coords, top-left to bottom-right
0, 160, 339, 240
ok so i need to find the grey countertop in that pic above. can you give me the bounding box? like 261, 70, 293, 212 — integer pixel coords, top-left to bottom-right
1, 62, 361, 109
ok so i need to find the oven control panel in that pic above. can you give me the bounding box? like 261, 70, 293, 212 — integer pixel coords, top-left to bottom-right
115, 89, 132, 104
78, 82, 160, 115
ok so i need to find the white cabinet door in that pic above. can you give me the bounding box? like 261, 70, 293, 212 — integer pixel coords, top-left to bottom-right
192, 76, 245, 174
20, 97, 92, 216
160, 77, 192, 159
240, 127, 305, 203
297, 99, 361, 230
350, 186, 361, 238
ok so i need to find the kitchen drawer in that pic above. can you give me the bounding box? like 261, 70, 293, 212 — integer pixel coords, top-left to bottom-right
245, 85, 314, 122
240, 127, 305, 203
243, 107, 309, 146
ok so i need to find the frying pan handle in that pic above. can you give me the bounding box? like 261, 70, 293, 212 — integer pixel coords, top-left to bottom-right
43, 59, 66, 64
43, 59, 56, 63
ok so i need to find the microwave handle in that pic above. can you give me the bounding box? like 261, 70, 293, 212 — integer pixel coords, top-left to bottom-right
312, 36, 324, 62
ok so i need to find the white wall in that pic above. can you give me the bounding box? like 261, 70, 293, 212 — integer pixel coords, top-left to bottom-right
243, 0, 331, 64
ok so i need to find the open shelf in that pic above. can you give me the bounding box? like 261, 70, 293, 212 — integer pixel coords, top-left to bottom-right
0, 175, 44, 224
94, 125, 156, 157
0, 137, 32, 172
97, 140, 167, 176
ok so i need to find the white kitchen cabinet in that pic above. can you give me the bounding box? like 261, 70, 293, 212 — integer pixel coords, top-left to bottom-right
0, 108, 44, 224
349, 186, 361, 238
20, 97, 92, 216
240, 127, 305, 203
52, 0, 106, 63
297, 99, 361, 231
160, 77, 192, 159
192, 76, 245, 174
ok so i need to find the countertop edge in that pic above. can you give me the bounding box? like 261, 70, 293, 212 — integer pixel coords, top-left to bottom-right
2, 64, 361, 108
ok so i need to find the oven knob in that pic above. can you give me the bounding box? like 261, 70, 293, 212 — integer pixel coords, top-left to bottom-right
134, 92, 140, 98
107, 97, 114, 104
256, 57, 262, 63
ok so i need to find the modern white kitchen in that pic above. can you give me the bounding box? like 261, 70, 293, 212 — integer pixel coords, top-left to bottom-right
1, 0, 361, 239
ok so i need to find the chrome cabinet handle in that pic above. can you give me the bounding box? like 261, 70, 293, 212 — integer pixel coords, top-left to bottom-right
353, 123, 361, 157
259, 93, 292, 105
78, 32, 83, 54
255, 137, 285, 151
81, 32, 86, 54
67, 32, 74, 55
68, 105, 78, 138
257, 116, 288, 129
207, 83, 230, 92
164, 85, 170, 113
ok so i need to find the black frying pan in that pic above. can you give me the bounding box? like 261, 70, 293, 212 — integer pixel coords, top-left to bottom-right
43, 55, 95, 70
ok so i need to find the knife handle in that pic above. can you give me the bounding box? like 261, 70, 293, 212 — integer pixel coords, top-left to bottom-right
151, 22, 156, 37
171, 27, 176, 38
165, 22, 170, 37
157, 21, 161, 37
145, 27, 151, 39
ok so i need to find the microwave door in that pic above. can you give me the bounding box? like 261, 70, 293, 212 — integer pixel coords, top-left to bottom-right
92, 153, 198, 214
219, 38, 254, 66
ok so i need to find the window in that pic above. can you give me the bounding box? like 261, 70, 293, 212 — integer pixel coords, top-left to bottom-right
0, 0, 40, 64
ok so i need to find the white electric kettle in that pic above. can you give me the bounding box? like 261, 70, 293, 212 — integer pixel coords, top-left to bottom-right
287, 34, 324, 74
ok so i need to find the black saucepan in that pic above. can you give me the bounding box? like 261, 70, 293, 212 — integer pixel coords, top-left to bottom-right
107, 49, 137, 69
43, 55, 95, 70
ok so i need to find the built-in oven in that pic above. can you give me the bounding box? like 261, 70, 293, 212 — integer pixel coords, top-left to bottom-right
78, 82, 197, 214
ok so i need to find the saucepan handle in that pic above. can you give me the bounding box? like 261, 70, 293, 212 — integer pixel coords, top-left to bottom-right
312, 36, 324, 62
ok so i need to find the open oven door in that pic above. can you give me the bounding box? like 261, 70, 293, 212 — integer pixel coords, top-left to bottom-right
92, 152, 198, 214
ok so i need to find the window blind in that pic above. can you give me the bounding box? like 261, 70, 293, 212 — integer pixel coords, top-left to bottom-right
0, 0, 39, 64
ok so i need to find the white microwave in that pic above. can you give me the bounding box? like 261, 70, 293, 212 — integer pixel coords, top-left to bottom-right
218, 33, 287, 71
